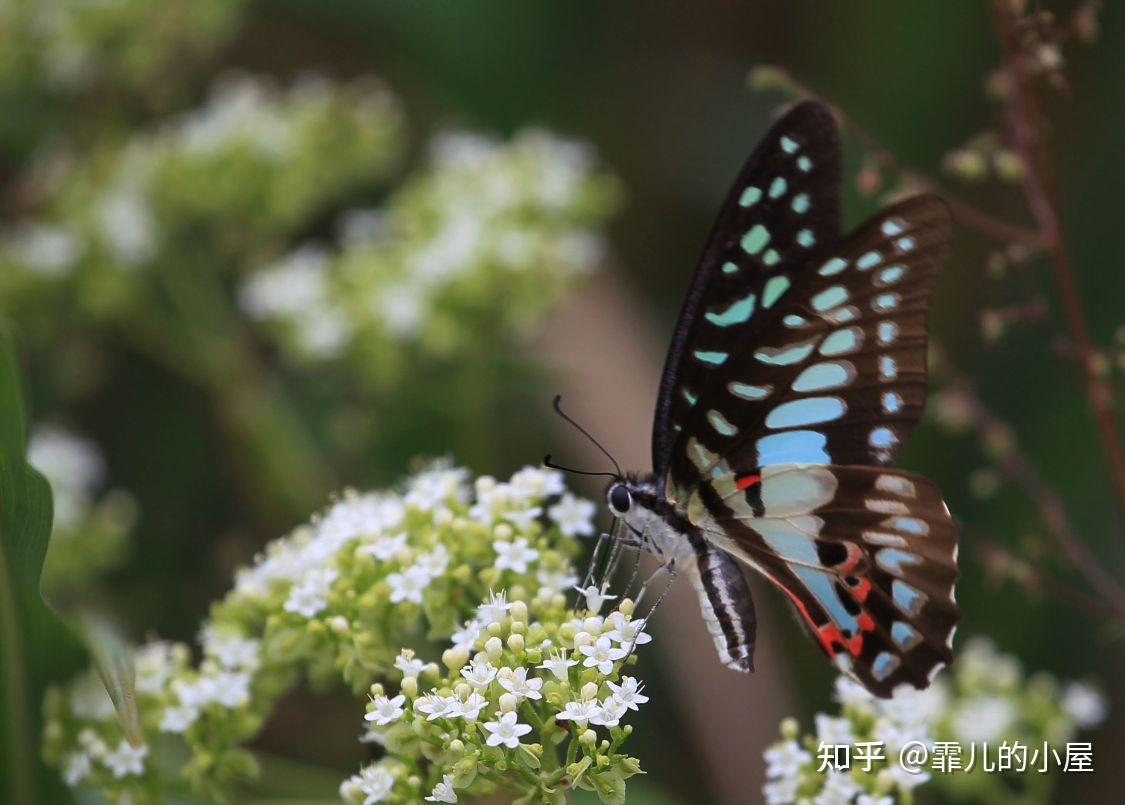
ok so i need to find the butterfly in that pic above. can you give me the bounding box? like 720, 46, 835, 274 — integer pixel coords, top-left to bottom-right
560, 100, 960, 697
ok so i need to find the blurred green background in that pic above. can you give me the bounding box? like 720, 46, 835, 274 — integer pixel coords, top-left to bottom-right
1, 1, 1121, 802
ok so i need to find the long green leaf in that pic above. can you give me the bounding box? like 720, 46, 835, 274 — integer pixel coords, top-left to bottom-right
0, 328, 140, 804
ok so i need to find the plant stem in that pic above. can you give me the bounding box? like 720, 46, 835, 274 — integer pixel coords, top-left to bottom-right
989, 0, 1125, 526
0, 546, 33, 805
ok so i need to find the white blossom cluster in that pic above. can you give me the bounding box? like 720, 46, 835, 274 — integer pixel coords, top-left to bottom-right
763, 637, 1108, 804
0, 0, 243, 92
42, 464, 607, 802
1, 72, 404, 292
343, 586, 650, 804
240, 128, 618, 363
27, 425, 135, 594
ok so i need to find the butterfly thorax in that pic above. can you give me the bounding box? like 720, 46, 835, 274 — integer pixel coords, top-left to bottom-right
605, 475, 697, 563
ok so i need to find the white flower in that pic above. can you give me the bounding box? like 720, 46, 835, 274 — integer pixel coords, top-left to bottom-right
951, 695, 1015, 743
538, 650, 578, 682
476, 590, 512, 624
498, 667, 544, 701
579, 636, 627, 674
814, 771, 860, 805
504, 506, 542, 528
61, 751, 91, 787
133, 642, 179, 695
415, 692, 454, 721
1061, 682, 1108, 729
764, 740, 810, 779
460, 659, 498, 688
834, 676, 875, 710
406, 466, 469, 511
590, 696, 628, 727
283, 567, 338, 617
493, 537, 540, 573
886, 761, 930, 790
348, 762, 395, 804
605, 611, 652, 649
607, 676, 649, 711
159, 704, 199, 733
98, 188, 157, 266
857, 796, 894, 805
536, 568, 579, 597
362, 532, 407, 561
28, 426, 104, 528
554, 698, 602, 727
548, 494, 596, 537
387, 565, 431, 604
394, 651, 426, 679
482, 711, 532, 748
451, 619, 483, 651
415, 544, 450, 575
202, 627, 261, 672
212, 671, 252, 708
763, 776, 799, 805
103, 740, 147, 778
425, 774, 458, 803
365, 694, 406, 726
8, 223, 81, 277
449, 691, 488, 721
509, 466, 565, 499
573, 583, 616, 614
172, 676, 219, 709
814, 714, 855, 746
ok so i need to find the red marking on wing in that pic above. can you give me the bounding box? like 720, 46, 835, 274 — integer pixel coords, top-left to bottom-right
846, 633, 864, 656
851, 577, 872, 603
857, 612, 875, 632
837, 544, 863, 574
762, 569, 837, 657
735, 474, 761, 491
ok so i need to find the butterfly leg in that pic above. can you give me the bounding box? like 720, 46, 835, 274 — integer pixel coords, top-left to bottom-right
620, 559, 677, 667
581, 528, 613, 589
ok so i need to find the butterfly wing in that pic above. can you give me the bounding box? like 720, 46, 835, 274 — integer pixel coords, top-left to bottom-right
653, 100, 843, 486
687, 464, 960, 696
665, 194, 952, 500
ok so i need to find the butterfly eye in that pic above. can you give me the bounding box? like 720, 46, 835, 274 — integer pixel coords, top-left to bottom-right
608, 485, 632, 514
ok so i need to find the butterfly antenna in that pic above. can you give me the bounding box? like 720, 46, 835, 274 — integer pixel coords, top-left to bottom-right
549, 395, 623, 477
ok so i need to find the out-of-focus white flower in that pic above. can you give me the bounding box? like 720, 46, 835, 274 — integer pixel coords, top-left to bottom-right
763, 776, 799, 805
508, 467, 564, 499
28, 425, 106, 529
212, 671, 252, 708
61, 751, 91, 787
814, 771, 861, 805
1061, 682, 1108, 729
103, 740, 147, 778
834, 676, 875, 710
387, 565, 431, 604
283, 567, 338, 617
8, 223, 81, 277
951, 695, 1015, 743
536, 568, 579, 597
814, 714, 856, 746
548, 494, 596, 537
159, 704, 200, 734
393, 651, 426, 679
493, 537, 539, 573
482, 711, 532, 748
425, 774, 458, 803
202, 627, 261, 672
764, 740, 810, 779
572, 583, 616, 614
476, 590, 512, 625
361, 532, 407, 562
365, 694, 406, 726
346, 762, 395, 804
451, 619, 483, 651
98, 188, 157, 266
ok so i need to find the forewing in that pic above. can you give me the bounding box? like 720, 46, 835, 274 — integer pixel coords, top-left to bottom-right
653, 101, 842, 483
666, 195, 952, 501
688, 464, 960, 697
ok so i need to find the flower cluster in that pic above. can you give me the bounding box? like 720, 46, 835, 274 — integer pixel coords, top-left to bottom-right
241, 129, 619, 364
27, 425, 135, 596
0, 72, 405, 314
41, 464, 621, 803
343, 588, 649, 804
0, 0, 244, 94
762, 637, 1108, 804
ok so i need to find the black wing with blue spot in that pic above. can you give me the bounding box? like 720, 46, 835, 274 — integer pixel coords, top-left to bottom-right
653, 101, 843, 486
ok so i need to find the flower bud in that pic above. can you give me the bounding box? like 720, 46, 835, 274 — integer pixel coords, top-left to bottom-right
450, 739, 465, 754
780, 717, 800, 740
328, 615, 349, 634
499, 693, 518, 712
510, 600, 528, 623
618, 598, 634, 617
494, 523, 513, 540
581, 682, 599, 701
507, 633, 525, 653
456, 682, 471, 699
573, 631, 593, 649
580, 729, 597, 747
583, 616, 602, 634
487, 622, 502, 637
369, 683, 385, 697
401, 677, 418, 698
485, 636, 503, 661
509, 620, 527, 635
443, 647, 469, 671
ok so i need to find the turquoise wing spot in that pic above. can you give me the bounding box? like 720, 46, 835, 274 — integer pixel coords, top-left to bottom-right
755, 339, 815, 366
755, 430, 830, 464
792, 362, 852, 392
783, 314, 808, 328
780, 135, 799, 154
705, 293, 756, 327
882, 392, 903, 414
694, 350, 729, 366
857, 250, 882, 270
728, 382, 772, 400
763, 248, 780, 266
762, 275, 790, 307
891, 621, 922, 650
682, 388, 698, 406
881, 218, 905, 236
876, 548, 922, 575
797, 155, 812, 172
896, 236, 916, 252
741, 224, 770, 255
721, 261, 740, 274
892, 580, 926, 616
818, 257, 847, 276
706, 409, 738, 437
811, 285, 848, 312
819, 327, 863, 356
791, 193, 810, 214
872, 651, 901, 681
769, 177, 788, 199
765, 397, 846, 429
739, 186, 762, 207
877, 266, 906, 285
879, 356, 898, 380
874, 293, 900, 312
877, 321, 899, 344
796, 229, 815, 248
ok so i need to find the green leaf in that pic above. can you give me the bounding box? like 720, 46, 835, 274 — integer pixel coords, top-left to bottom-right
0, 328, 140, 802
